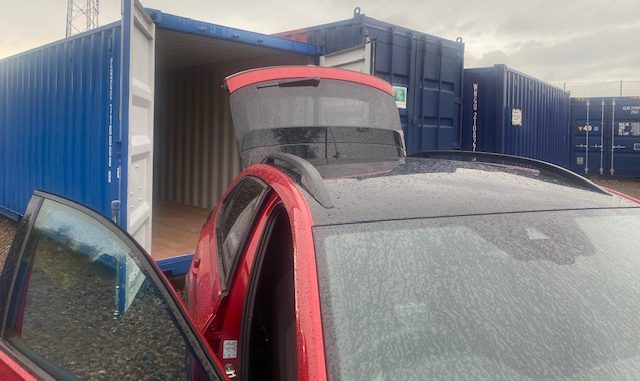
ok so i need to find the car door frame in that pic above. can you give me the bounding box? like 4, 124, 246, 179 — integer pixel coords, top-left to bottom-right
232, 165, 327, 381
238, 200, 290, 380
200, 191, 282, 377
189, 176, 274, 337
245, 164, 327, 381
0, 191, 227, 380
189, 163, 328, 381
214, 177, 271, 294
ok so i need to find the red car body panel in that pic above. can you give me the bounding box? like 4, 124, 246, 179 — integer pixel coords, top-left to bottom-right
201, 193, 281, 374
188, 164, 327, 381
224, 65, 393, 96
186, 216, 220, 332
0, 349, 36, 381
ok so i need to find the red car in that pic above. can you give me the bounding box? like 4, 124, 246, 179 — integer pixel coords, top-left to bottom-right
2, 67, 640, 381
189, 68, 640, 380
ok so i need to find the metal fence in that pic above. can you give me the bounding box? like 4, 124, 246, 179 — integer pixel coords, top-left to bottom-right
553, 80, 640, 98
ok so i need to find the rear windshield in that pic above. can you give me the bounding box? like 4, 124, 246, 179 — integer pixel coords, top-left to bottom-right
229, 78, 403, 166
314, 208, 640, 380
230, 78, 401, 138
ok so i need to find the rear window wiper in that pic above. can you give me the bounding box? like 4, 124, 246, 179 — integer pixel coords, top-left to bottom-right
257, 78, 320, 89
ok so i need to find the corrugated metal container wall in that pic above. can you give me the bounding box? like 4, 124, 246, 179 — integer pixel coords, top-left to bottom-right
276, 14, 465, 154
0, 24, 122, 220
154, 55, 311, 209
570, 97, 640, 177
462, 65, 570, 167
154, 66, 240, 210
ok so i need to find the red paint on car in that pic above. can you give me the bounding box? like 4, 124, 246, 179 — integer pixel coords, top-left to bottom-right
224, 65, 393, 96
187, 164, 327, 381
0, 350, 36, 381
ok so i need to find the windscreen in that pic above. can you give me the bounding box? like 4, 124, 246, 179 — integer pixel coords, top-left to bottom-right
229, 78, 404, 166
314, 208, 640, 380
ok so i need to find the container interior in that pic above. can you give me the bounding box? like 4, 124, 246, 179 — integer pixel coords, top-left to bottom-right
151, 29, 313, 259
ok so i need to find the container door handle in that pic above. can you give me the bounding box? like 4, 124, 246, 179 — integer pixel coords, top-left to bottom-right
599, 99, 605, 175
584, 100, 590, 174
610, 99, 616, 175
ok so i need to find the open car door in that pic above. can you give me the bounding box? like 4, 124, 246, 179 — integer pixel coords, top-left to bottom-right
0, 192, 227, 380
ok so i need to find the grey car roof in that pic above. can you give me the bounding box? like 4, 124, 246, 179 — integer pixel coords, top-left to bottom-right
288, 157, 639, 226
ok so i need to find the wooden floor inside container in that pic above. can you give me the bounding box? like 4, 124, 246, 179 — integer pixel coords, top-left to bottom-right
151, 201, 210, 260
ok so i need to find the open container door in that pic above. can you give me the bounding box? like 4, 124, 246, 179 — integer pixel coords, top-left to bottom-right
122, 0, 155, 252
319, 42, 374, 74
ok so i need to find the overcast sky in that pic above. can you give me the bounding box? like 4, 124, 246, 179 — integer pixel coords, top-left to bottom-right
1, 0, 638, 83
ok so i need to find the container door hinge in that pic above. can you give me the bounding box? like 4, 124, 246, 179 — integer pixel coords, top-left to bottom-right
111, 200, 121, 224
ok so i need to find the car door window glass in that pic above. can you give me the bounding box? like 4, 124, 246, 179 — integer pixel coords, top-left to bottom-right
217, 179, 268, 287
3, 198, 217, 380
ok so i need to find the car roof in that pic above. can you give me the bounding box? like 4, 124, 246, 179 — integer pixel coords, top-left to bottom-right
223, 65, 393, 95
271, 155, 639, 226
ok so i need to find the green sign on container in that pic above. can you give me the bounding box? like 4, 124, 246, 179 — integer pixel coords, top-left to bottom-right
392, 86, 407, 109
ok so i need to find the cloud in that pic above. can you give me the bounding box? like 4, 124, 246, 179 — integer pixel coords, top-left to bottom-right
0, 0, 638, 82
473, 50, 508, 67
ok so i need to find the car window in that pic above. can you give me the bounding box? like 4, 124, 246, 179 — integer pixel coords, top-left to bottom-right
217, 178, 268, 288
2, 197, 219, 380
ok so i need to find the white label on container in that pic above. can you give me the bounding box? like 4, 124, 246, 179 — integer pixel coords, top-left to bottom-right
512, 108, 523, 126
622, 105, 640, 115
223, 340, 238, 359
393, 86, 407, 109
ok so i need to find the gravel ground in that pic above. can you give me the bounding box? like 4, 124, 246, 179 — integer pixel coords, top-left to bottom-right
0, 217, 17, 273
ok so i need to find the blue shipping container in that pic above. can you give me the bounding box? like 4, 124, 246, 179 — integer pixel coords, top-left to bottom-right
276, 11, 465, 154
570, 97, 640, 177
0, 0, 318, 258
0, 23, 122, 222
462, 65, 571, 167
